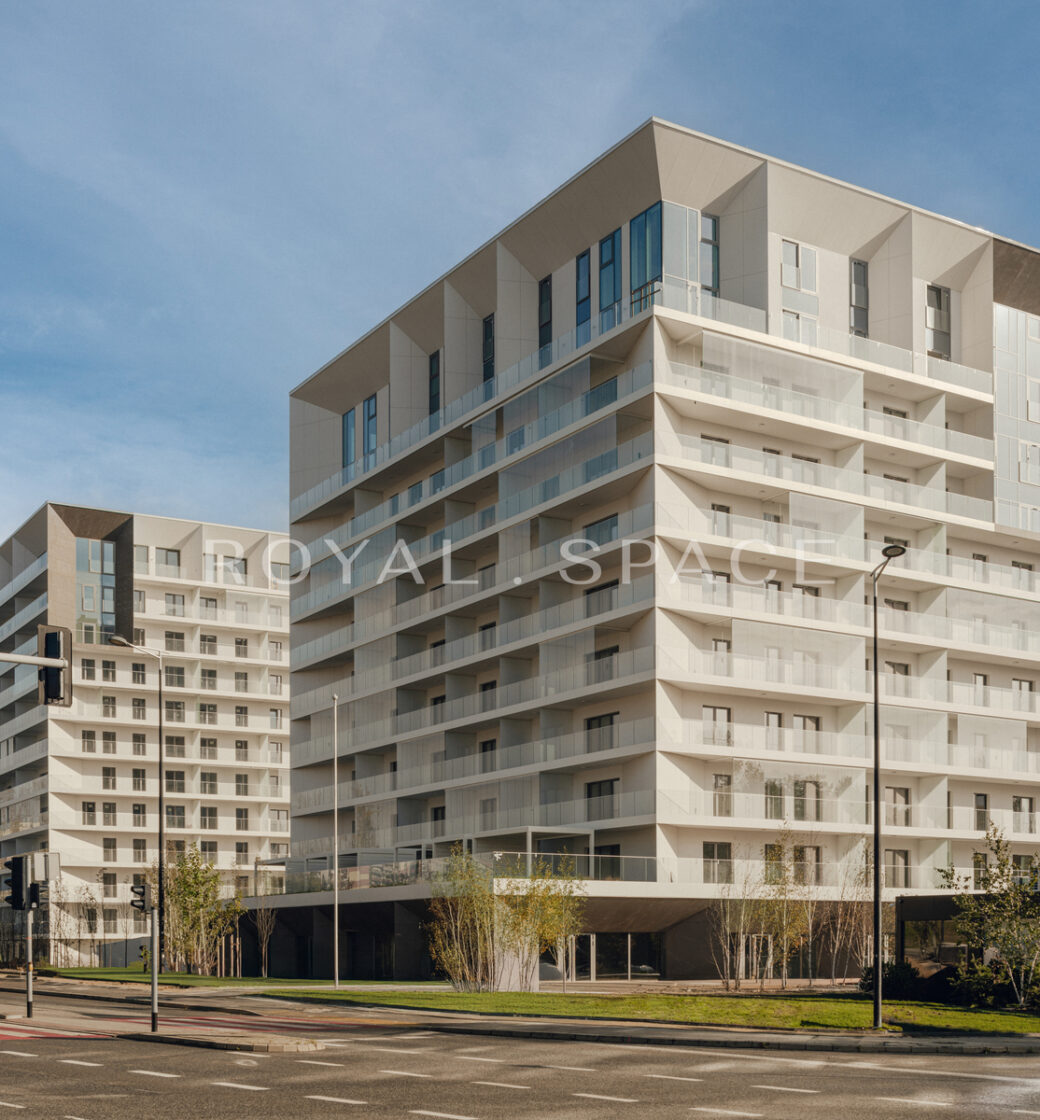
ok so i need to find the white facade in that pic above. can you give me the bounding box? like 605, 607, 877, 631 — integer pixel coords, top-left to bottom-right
288, 119, 1040, 977
0, 504, 290, 966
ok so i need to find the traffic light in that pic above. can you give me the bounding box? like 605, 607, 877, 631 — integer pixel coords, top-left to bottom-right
37, 625, 72, 707
27, 883, 40, 910
130, 883, 151, 913
3, 856, 25, 911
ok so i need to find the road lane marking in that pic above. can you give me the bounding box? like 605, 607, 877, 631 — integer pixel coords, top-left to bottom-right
0, 1105, 25, 1111
473, 1081, 530, 1089
647, 1074, 704, 1082
456, 1055, 505, 1063
297, 1060, 345, 1067
690, 1110, 763, 1118
545, 1064, 595, 1071
364, 1046, 428, 1054
753, 1085, 820, 1094
875, 1099, 951, 1108
129, 1070, 180, 1078
392, 1032, 436, 1038
574, 1093, 639, 1103
59, 1060, 103, 1067
210, 1082, 269, 1091
305, 1097, 367, 1105
0, 1052, 35, 1058
380, 1069, 433, 1078
409, 1112, 477, 1120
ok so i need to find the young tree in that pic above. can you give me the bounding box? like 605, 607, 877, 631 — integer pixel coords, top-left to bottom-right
759, 829, 808, 989
426, 845, 497, 991
166, 844, 244, 975
939, 827, 1040, 1007
707, 848, 760, 990
250, 892, 278, 978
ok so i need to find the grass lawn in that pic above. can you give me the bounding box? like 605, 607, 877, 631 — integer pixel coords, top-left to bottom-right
263, 988, 1040, 1036
37, 966, 440, 988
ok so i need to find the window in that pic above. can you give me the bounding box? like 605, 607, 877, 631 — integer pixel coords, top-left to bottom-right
223, 556, 247, 583
200, 771, 218, 794
132, 768, 146, 791
156, 547, 180, 574
575, 249, 591, 344
341, 406, 356, 469
199, 737, 217, 759
428, 349, 441, 418
165, 631, 185, 652
132, 662, 146, 684
201, 668, 217, 690
764, 711, 783, 748
478, 682, 496, 711
165, 665, 185, 688
584, 513, 619, 546
236, 773, 250, 796
102, 695, 116, 717
926, 284, 951, 359
102, 766, 116, 790
81, 801, 96, 825
165, 735, 185, 758
886, 849, 910, 889
165, 700, 185, 722
166, 770, 185, 793
269, 707, 282, 729
235, 841, 250, 864
133, 803, 146, 827
132, 628, 145, 645
782, 239, 816, 293
164, 593, 184, 617
269, 741, 283, 763
599, 227, 622, 330
269, 640, 283, 661
132, 733, 146, 756
235, 671, 249, 693
81, 730, 96, 753
166, 805, 185, 829
703, 840, 732, 883
269, 674, 283, 696
587, 644, 619, 685
764, 842, 783, 883
200, 840, 218, 859
236, 808, 249, 832
235, 705, 249, 727
584, 579, 618, 617
133, 838, 147, 862
103, 802, 116, 826
362, 393, 377, 464
700, 214, 719, 295
200, 806, 217, 830
198, 596, 217, 619
130, 697, 145, 721
103, 838, 117, 862
703, 705, 732, 746
235, 739, 249, 761
791, 779, 822, 823
537, 275, 552, 363
974, 792, 990, 831
585, 778, 617, 820
235, 637, 248, 658
794, 845, 822, 885
167, 839, 186, 859
482, 314, 495, 384
134, 544, 148, 573
101, 659, 116, 683
712, 773, 732, 817
782, 309, 817, 346
271, 808, 289, 832
630, 202, 662, 310
200, 634, 217, 656
101, 731, 116, 754
850, 259, 869, 336
765, 780, 784, 819
1013, 795, 1036, 834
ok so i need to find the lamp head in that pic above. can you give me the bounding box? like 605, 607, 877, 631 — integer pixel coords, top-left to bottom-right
881, 544, 906, 560
108, 635, 133, 648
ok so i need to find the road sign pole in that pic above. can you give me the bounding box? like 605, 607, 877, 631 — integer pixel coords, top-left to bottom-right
25, 907, 33, 1020
150, 906, 158, 1033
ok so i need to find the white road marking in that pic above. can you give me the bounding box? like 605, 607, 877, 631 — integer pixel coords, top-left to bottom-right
574, 1093, 639, 1103
647, 1074, 704, 1083
380, 1069, 433, 1078
363, 1046, 428, 1054
456, 1055, 504, 1063
59, 1060, 103, 1067
473, 1081, 530, 1089
875, 1099, 951, 1108
210, 1081, 269, 1091
690, 1110, 763, 1118
752, 1085, 820, 1094
297, 1059, 345, 1067
0, 1105, 25, 1112
545, 1063, 595, 1071
409, 1112, 476, 1120
392, 1032, 437, 1038
843, 1061, 1040, 1086
129, 1070, 180, 1078
0, 1052, 35, 1058
305, 1096, 367, 1105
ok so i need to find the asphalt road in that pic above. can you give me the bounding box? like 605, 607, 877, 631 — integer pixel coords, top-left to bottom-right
0, 991, 1039, 1118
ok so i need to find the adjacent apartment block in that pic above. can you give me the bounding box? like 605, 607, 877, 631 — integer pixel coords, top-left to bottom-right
0, 504, 290, 965
287, 118, 1040, 980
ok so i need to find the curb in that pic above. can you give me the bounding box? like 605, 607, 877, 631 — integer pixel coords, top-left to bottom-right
116, 1032, 325, 1053
419, 1020, 1040, 1056
0, 985, 258, 1016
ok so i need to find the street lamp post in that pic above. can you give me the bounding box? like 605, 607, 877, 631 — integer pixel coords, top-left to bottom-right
110, 636, 165, 971
331, 692, 339, 989
870, 543, 905, 1030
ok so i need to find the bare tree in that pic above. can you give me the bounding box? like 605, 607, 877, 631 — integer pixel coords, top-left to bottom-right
250, 893, 277, 978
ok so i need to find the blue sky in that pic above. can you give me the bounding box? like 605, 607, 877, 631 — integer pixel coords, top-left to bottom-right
1, 1, 1038, 534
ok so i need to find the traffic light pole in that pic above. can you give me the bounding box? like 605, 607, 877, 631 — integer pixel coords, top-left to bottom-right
150, 906, 158, 1033
25, 907, 33, 1020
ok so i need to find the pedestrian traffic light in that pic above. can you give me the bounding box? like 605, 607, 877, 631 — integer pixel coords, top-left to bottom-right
27, 882, 40, 910
3, 856, 25, 911
130, 883, 151, 912
37, 625, 72, 707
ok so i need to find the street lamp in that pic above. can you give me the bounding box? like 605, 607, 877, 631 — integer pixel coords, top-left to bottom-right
331, 692, 339, 989
870, 542, 905, 1030
110, 635, 165, 972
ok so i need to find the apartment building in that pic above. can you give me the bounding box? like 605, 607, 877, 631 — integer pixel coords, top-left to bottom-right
0, 504, 290, 965
287, 118, 1040, 980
